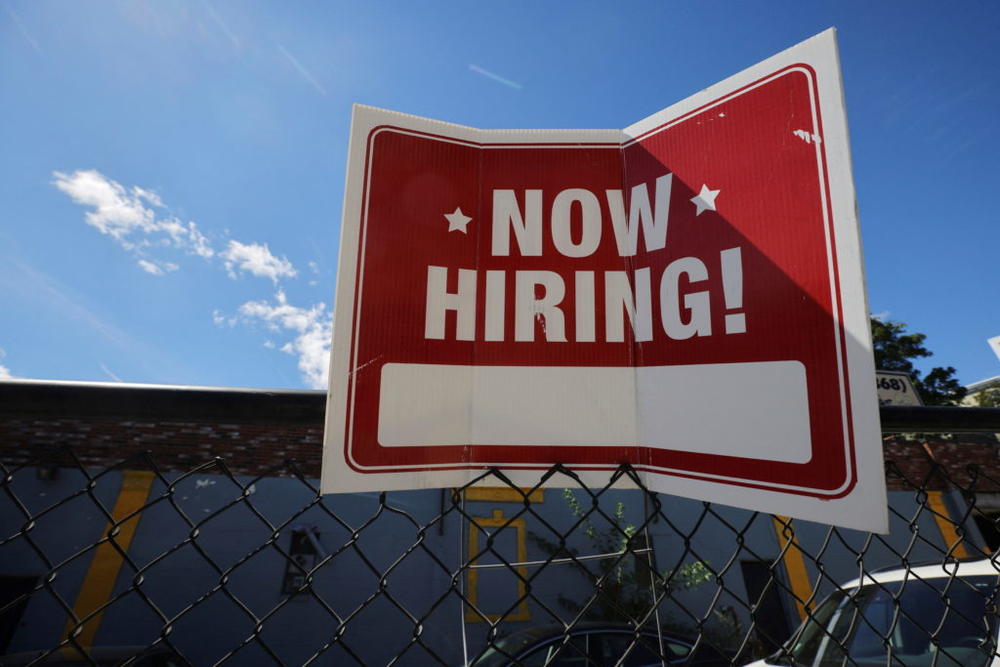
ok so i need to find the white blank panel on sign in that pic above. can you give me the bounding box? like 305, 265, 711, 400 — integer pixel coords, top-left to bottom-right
378, 361, 811, 463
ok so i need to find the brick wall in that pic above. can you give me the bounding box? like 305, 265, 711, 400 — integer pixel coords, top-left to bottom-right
0, 418, 324, 478
2, 412, 999, 491
883, 435, 1000, 491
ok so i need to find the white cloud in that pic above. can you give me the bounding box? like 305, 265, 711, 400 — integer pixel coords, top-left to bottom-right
137, 259, 179, 276
53, 168, 318, 387
212, 309, 236, 327
221, 240, 297, 283
157, 219, 215, 258
6, 5, 41, 54
132, 185, 165, 208
469, 64, 523, 91
99, 363, 123, 382
53, 170, 309, 290
53, 169, 155, 242
0, 349, 14, 380
236, 290, 331, 388
52, 169, 216, 268
137, 260, 161, 275
276, 43, 328, 97
206, 2, 241, 49
188, 225, 214, 258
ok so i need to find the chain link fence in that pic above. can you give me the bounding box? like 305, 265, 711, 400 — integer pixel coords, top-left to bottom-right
3, 383, 1000, 666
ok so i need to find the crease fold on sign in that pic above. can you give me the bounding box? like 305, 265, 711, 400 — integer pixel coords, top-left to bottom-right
350, 355, 383, 377
321, 28, 886, 533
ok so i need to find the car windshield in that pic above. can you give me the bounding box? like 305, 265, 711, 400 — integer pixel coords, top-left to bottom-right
470, 628, 560, 667
468, 628, 692, 667
772, 574, 998, 667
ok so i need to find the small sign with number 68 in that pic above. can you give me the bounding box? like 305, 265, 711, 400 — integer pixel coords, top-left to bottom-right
875, 371, 922, 406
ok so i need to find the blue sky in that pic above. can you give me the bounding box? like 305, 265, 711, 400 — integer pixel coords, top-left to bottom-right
1, 0, 998, 389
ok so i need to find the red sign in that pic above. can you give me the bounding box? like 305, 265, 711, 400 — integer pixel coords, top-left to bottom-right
323, 30, 885, 532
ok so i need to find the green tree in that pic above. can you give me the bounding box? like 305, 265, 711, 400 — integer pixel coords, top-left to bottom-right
871, 317, 967, 406
973, 386, 1000, 407
526, 489, 712, 623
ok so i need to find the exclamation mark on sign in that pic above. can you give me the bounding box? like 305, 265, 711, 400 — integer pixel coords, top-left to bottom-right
721, 247, 746, 334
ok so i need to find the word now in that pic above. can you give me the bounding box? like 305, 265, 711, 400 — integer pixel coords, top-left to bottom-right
492, 174, 673, 257
425, 248, 746, 342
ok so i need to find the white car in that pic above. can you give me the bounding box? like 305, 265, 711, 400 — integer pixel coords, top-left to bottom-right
745, 558, 999, 666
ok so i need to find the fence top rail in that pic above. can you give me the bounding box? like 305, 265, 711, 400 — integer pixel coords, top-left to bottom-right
879, 405, 1000, 433
3, 379, 1000, 432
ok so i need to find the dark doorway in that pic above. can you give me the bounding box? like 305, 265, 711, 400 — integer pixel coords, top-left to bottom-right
972, 509, 1000, 552
740, 560, 792, 653
0, 576, 37, 653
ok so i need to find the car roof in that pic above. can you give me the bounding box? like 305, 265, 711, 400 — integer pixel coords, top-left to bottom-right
841, 558, 1000, 589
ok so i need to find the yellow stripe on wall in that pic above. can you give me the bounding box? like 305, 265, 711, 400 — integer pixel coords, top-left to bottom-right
64, 470, 155, 649
772, 516, 813, 621
464, 487, 544, 503
466, 509, 531, 623
926, 490, 971, 558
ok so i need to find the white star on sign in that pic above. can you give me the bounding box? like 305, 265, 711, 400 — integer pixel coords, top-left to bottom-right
444, 207, 472, 233
690, 185, 720, 216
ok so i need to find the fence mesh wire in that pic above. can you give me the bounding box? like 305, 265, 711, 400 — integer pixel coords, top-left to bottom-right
2, 431, 1000, 666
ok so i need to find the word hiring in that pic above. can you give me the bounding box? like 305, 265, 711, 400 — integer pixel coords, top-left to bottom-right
425, 175, 747, 343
